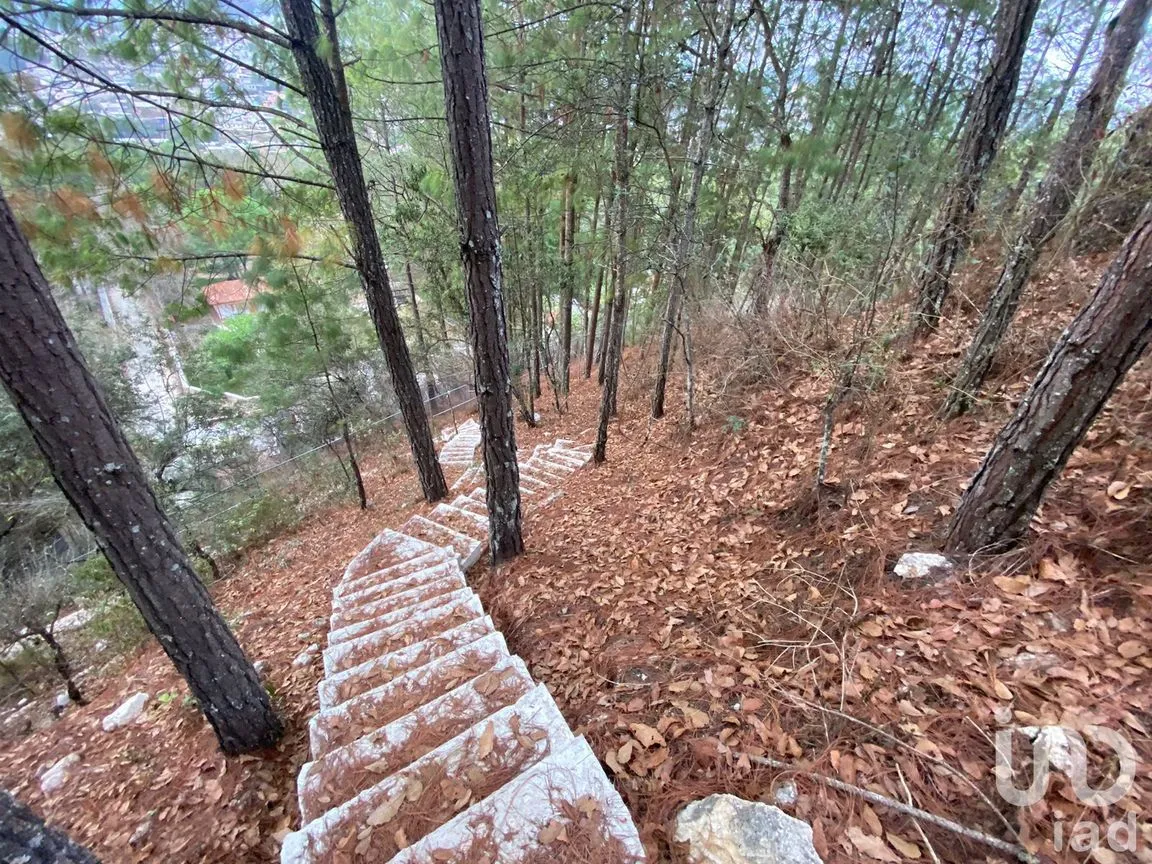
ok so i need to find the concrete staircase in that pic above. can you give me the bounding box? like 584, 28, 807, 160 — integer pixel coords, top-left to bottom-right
282, 430, 644, 863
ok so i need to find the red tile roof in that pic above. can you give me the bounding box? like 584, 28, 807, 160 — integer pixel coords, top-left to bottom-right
203, 279, 263, 307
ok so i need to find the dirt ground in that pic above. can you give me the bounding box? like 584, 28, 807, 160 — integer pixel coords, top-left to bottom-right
1, 250, 1149, 863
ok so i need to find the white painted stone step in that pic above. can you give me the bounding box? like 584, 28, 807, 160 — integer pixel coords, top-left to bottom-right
283, 685, 572, 862
297, 658, 534, 822
343, 530, 444, 582
450, 465, 483, 490
309, 631, 511, 758
400, 515, 484, 568
335, 551, 454, 603
452, 495, 486, 517
428, 503, 488, 541
323, 591, 484, 676
516, 470, 551, 491
320, 616, 495, 707
331, 569, 465, 625
545, 447, 588, 468
522, 459, 568, 483
388, 735, 646, 864
328, 584, 473, 646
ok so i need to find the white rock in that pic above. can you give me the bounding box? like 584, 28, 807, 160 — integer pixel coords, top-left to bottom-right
893, 552, 953, 581
254, 660, 271, 677
773, 781, 798, 807
39, 753, 81, 795
675, 794, 824, 864
102, 692, 150, 731
54, 691, 71, 710
1019, 725, 1085, 774
292, 645, 319, 668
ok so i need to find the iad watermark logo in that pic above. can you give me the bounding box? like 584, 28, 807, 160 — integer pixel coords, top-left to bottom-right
994, 724, 1140, 853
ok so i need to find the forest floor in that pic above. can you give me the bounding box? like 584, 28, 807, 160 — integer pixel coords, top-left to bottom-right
1, 248, 1150, 863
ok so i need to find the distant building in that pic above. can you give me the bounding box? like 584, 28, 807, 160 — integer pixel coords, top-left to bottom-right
203, 279, 266, 321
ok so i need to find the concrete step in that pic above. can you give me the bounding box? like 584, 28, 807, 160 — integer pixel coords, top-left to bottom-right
450, 465, 483, 490
544, 447, 588, 468
387, 735, 646, 864
309, 631, 510, 758
343, 530, 443, 583
516, 469, 552, 491
451, 495, 487, 517
283, 686, 571, 862
320, 616, 495, 706
296, 658, 533, 822
400, 515, 484, 568
521, 459, 568, 484
328, 584, 473, 646
428, 503, 488, 541
324, 590, 485, 676
335, 551, 454, 603
331, 569, 465, 626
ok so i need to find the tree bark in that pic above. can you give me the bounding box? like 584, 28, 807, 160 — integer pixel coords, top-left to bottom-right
945, 204, 1152, 554
0, 187, 281, 754
433, 0, 524, 563
280, 0, 447, 502
0, 789, 100, 864
594, 0, 643, 462
1003, 0, 1106, 216
559, 171, 577, 396
913, 0, 1041, 334
943, 0, 1150, 418
652, 0, 734, 419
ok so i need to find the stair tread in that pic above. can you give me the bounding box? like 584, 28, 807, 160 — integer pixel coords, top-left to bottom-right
331, 570, 465, 628
344, 530, 443, 582
297, 659, 533, 823
285, 685, 570, 861
329, 584, 473, 646
309, 631, 510, 758
320, 616, 495, 707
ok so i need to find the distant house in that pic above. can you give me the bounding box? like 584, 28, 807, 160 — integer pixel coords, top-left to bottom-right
203, 279, 265, 321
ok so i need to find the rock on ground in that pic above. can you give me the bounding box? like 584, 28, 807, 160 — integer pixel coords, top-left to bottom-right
39, 753, 81, 795
893, 551, 953, 581
674, 794, 824, 864
101, 692, 150, 732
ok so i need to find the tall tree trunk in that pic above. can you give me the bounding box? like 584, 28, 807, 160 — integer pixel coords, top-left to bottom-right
945, 205, 1152, 554
433, 0, 523, 563
652, 0, 734, 419
912, 0, 1041, 334
584, 191, 606, 378
280, 0, 447, 502
943, 0, 1150, 418
406, 261, 437, 400
0, 188, 280, 754
1004, 0, 1106, 216
594, 0, 641, 463
1, 790, 100, 864
1071, 104, 1152, 253
559, 171, 577, 395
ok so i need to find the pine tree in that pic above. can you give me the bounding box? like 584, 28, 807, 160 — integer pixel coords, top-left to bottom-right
433, 0, 524, 562
0, 188, 282, 754
943, 0, 1151, 417
913, 0, 1041, 334
946, 205, 1152, 554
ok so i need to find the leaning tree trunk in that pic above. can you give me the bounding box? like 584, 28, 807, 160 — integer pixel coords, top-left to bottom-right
280, 0, 447, 502
945, 205, 1152, 554
1003, 0, 1105, 217
433, 0, 524, 563
0, 188, 281, 754
943, 0, 1151, 418
913, 0, 1041, 334
0, 790, 100, 864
